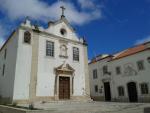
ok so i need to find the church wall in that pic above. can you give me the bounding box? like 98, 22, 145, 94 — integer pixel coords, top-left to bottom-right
0, 31, 18, 103
46, 21, 78, 41
36, 34, 86, 97
13, 29, 32, 100
9, 18, 89, 102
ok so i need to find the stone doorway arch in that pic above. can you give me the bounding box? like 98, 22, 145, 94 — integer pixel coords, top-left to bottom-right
54, 62, 75, 100
127, 82, 138, 102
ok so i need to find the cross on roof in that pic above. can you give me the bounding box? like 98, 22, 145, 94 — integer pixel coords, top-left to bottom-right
60, 6, 66, 18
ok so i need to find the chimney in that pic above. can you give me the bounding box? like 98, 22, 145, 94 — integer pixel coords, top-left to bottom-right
144, 41, 150, 48
48, 21, 54, 28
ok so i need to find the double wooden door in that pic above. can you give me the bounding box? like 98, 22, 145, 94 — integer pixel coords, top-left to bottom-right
59, 77, 70, 99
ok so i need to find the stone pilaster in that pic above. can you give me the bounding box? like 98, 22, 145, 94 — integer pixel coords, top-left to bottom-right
83, 44, 91, 99
29, 31, 39, 102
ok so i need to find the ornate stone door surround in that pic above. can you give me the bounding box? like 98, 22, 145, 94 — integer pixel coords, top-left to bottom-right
54, 62, 75, 100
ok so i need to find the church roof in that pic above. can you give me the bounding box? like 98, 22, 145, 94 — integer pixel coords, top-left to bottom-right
89, 54, 112, 64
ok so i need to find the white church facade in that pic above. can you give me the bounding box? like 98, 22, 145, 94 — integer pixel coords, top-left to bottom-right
0, 15, 90, 104
89, 42, 150, 102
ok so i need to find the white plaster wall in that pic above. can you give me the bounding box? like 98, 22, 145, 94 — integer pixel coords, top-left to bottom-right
89, 49, 150, 101
11, 19, 87, 100
13, 29, 32, 100
89, 58, 111, 97
36, 33, 86, 97
0, 32, 18, 99
89, 62, 100, 97
46, 21, 78, 41
110, 50, 150, 99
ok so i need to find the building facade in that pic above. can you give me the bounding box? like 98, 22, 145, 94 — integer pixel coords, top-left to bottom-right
0, 16, 90, 104
89, 42, 150, 102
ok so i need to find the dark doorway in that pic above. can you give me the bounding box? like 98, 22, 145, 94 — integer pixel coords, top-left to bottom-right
127, 82, 138, 102
104, 82, 111, 101
59, 77, 70, 99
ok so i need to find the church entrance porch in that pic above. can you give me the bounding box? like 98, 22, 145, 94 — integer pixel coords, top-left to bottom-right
127, 82, 138, 102
54, 62, 75, 100
59, 77, 70, 99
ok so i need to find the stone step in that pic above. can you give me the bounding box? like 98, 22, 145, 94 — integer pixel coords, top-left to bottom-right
39, 99, 93, 104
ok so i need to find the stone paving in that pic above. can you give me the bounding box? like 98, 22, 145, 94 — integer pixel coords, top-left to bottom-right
28, 101, 150, 113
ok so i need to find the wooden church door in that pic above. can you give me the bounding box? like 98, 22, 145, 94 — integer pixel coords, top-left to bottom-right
59, 77, 70, 99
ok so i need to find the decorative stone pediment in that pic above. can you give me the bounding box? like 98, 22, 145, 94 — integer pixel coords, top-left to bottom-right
123, 63, 137, 76
55, 62, 75, 75
102, 77, 111, 82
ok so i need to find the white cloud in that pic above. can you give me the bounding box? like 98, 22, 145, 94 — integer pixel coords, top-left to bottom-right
0, 24, 6, 48
0, 0, 102, 25
0, 38, 5, 49
135, 36, 150, 45
78, 0, 96, 9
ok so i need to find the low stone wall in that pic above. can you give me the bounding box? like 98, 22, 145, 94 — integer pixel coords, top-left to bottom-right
138, 96, 150, 103
92, 96, 150, 103
91, 96, 105, 101
111, 97, 129, 102
13, 96, 91, 104
144, 107, 150, 113
0, 97, 12, 104
0, 105, 26, 113
0, 105, 53, 113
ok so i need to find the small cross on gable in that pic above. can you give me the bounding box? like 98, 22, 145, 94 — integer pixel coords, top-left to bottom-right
60, 6, 66, 18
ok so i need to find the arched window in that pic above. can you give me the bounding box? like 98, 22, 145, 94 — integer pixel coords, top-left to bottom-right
24, 31, 31, 44
60, 28, 67, 36
118, 86, 124, 96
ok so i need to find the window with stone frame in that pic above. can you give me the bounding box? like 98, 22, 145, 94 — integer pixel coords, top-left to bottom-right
24, 31, 31, 44
103, 65, 108, 75
2, 64, 5, 76
46, 41, 54, 57
118, 86, 124, 96
140, 83, 149, 94
116, 66, 121, 75
137, 60, 145, 71
4, 49, 7, 59
147, 57, 150, 63
73, 47, 79, 61
94, 85, 98, 93
93, 69, 98, 79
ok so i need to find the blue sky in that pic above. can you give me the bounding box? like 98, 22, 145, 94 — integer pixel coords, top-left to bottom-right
0, 0, 150, 59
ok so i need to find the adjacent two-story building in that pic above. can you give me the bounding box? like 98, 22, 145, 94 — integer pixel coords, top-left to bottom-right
89, 42, 150, 102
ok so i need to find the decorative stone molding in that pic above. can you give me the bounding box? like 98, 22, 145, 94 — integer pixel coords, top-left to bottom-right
123, 63, 137, 76
54, 62, 75, 100
55, 62, 75, 75
59, 44, 68, 59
